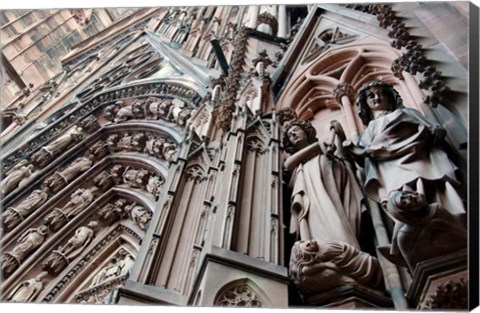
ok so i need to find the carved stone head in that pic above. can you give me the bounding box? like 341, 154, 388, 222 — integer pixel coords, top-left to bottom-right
355, 80, 404, 126
282, 120, 317, 154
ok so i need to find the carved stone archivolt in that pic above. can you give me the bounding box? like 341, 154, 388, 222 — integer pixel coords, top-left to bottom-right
2, 82, 199, 174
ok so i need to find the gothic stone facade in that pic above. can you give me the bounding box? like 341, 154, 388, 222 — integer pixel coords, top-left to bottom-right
0, 3, 475, 310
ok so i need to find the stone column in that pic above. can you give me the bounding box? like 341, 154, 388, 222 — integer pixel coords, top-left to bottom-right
278, 5, 287, 38
246, 6, 260, 28
333, 83, 358, 140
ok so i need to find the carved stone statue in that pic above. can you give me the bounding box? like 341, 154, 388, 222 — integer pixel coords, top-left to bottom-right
88, 140, 109, 159
110, 164, 126, 184
345, 80, 465, 220
146, 175, 164, 199
289, 239, 382, 296
43, 187, 98, 232
122, 168, 149, 188
145, 137, 167, 158
379, 190, 467, 273
90, 249, 134, 287
42, 221, 98, 275
93, 170, 115, 191
117, 133, 146, 152
1, 225, 49, 275
7, 271, 49, 303
163, 142, 177, 162
146, 98, 171, 119
124, 203, 151, 230
43, 155, 93, 193
2, 188, 49, 232
282, 119, 365, 248
1, 160, 34, 195
31, 126, 84, 168
106, 134, 121, 152
97, 198, 128, 225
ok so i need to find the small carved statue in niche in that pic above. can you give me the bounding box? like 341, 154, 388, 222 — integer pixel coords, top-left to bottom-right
88, 140, 109, 159
97, 198, 128, 225
90, 249, 134, 287
42, 155, 94, 193
93, 170, 115, 191
146, 175, 164, 199
43, 187, 98, 232
344, 80, 464, 220
378, 190, 467, 273
163, 142, 177, 162
1, 160, 34, 195
117, 132, 147, 152
146, 98, 171, 119
106, 134, 121, 152
7, 271, 49, 303
42, 221, 98, 276
103, 103, 121, 122
2, 188, 49, 232
122, 167, 150, 189
145, 136, 167, 158
289, 239, 383, 296
110, 164, 126, 185
1, 225, 49, 276
124, 203, 151, 230
282, 119, 365, 248
30, 126, 84, 168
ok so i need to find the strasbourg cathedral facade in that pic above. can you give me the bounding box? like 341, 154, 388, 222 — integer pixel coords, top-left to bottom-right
0, 3, 478, 310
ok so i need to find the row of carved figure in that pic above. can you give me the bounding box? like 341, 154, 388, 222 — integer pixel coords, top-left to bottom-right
1, 128, 174, 202
1, 186, 100, 276
2, 196, 150, 301
1, 97, 179, 197
285, 80, 467, 297
7, 243, 135, 304
103, 97, 196, 127
2, 160, 162, 235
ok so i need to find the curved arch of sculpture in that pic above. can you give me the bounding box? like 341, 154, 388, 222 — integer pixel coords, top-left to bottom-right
0, 78, 203, 303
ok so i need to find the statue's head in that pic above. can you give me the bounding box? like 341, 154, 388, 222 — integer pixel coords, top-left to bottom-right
382, 190, 428, 222
355, 80, 403, 126
282, 120, 317, 154
87, 221, 98, 229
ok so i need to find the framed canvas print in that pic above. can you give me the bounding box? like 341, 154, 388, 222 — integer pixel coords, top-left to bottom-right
0, 0, 479, 310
